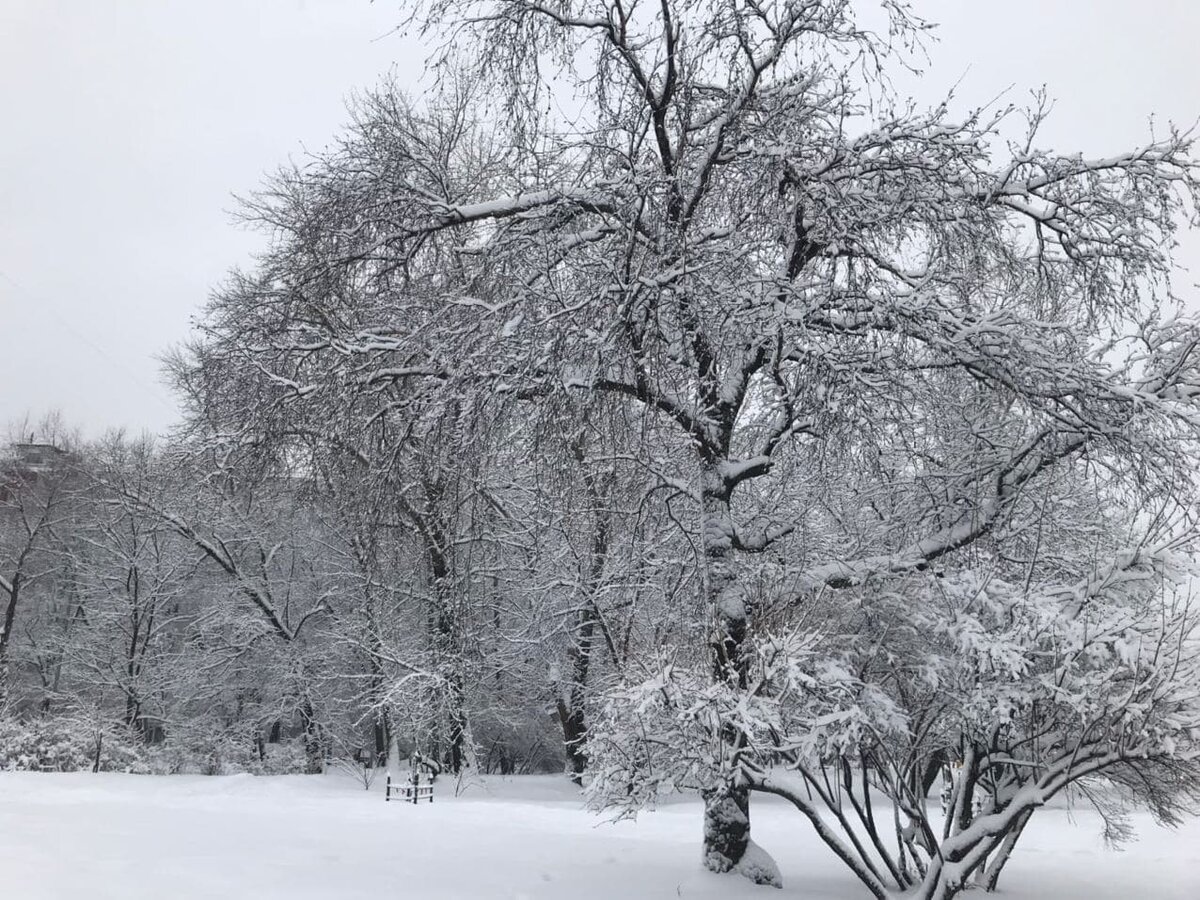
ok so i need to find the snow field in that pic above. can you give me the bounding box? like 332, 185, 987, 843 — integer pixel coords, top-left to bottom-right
1, 772, 1197, 899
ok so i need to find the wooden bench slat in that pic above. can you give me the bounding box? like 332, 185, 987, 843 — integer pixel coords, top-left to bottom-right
385, 773, 434, 804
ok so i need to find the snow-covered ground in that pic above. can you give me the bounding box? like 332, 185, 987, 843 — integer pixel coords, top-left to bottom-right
1, 771, 1197, 899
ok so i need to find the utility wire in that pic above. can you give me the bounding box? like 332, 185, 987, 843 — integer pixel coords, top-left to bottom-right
0, 267, 179, 420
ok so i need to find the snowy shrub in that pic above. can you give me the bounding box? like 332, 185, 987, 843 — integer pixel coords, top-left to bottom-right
586, 629, 908, 815
147, 742, 305, 777
254, 739, 308, 775
0, 715, 146, 773
328, 750, 382, 789
586, 544, 1200, 900
138, 720, 309, 776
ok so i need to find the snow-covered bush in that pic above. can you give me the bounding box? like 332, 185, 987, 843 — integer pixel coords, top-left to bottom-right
863, 549, 1200, 896
587, 543, 1200, 900
0, 715, 146, 773
587, 631, 906, 813
254, 739, 308, 775
143, 720, 310, 776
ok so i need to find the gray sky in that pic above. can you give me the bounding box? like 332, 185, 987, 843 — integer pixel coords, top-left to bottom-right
2, 1, 1198, 439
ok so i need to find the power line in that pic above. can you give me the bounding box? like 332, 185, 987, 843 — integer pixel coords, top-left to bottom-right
0, 267, 179, 419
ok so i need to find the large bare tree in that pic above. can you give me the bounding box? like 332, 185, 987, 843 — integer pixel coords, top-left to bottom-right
168, 0, 1200, 888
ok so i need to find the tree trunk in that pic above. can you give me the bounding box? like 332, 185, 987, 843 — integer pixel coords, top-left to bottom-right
919, 750, 945, 801
125, 691, 142, 735
366, 624, 390, 766
702, 783, 752, 873
980, 809, 1032, 891
0, 572, 21, 708
557, 598, 601, 784
446, 669, 469, 774
428, 534, 473, 776
92, 730, 104, 773
299, 698, 323, 774
700, 464, 754, 873
373, 714, 388, 768
553, 434, 613, 784
556, 695, 588, 783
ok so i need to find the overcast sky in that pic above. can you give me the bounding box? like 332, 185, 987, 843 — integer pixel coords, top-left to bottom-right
2, 0, 1198, 439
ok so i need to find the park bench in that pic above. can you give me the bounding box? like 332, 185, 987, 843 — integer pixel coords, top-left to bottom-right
385, 771, 433, 804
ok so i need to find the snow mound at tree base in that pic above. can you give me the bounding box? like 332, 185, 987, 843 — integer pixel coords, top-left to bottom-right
734, 839, 782, 888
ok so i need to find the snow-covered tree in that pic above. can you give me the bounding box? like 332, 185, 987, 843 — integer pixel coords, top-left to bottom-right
164, 0, 1200, 887
0, 422, 79, 709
